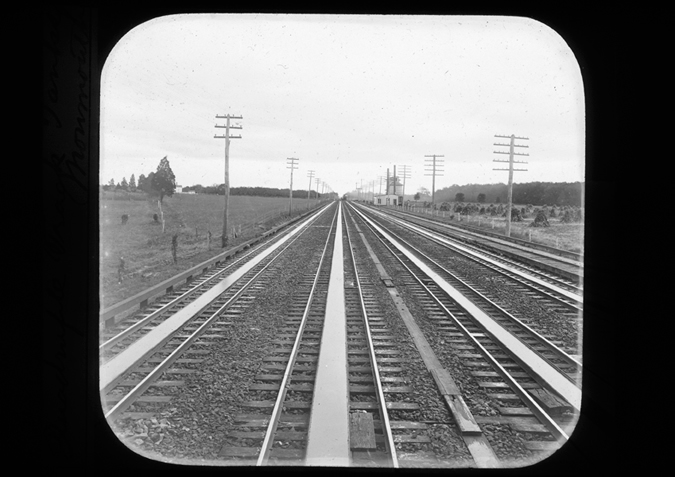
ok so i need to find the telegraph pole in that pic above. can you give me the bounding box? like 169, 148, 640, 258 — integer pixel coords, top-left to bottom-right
424, 155, 445, 205
307, 170, 315, 208
287, 158, 299, 215
214, 114, 242, 248
398, 164, 411, 199
493, 134, 529, 237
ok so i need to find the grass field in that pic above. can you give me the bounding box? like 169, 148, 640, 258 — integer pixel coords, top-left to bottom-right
407, 205, 584, 254
99, 191, 324, 308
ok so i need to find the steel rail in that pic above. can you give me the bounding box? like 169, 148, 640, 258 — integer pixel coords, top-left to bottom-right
100, 203, 334, 328
104, 206, 333, 423
360, 204, 582, 308
348, 203, 569, 442
99, 238, 276, 353
360, 216, 582, 377
256, 205, 339, 466
375, 204, 583, 264
344, 207, 399, 468
363, 204, 582, 295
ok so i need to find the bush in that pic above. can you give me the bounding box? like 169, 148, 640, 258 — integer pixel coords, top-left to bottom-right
530, 210, 550, 227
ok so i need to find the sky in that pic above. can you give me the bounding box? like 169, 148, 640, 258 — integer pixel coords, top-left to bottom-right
100, 14, 585, 197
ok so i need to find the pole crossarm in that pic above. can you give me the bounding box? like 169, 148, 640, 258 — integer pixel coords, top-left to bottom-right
214, 113, 243, 248
286, 158, 299, 215
493, 151, 528, 156
494, 143, 528, 148
424, 155, 444, 205
492, 133, 528, 238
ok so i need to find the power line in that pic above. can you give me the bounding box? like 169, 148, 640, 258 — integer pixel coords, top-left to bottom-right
493, 134, 529, 237
306, 170, 315, 208
214, 114, 243, 248
424, 155, 444, 205
398, 164, 411, 198
287, 157, 299, 215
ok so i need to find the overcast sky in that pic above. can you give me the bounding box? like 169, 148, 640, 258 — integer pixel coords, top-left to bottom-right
100, 14, 585, 196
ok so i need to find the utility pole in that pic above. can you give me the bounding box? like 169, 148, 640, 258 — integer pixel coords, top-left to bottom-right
493, 134, 529, 237
307, 170, 315, 208
287, 157, 299, 216
398, 164, 411, 199
424, 155, 444, 206
214, 114, 242, 248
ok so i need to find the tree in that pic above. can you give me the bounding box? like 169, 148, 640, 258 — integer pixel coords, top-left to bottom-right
120, 177, 129, 191
477, 193, 486, 203
455, 192, 465, 202
414, 192, 421, 200
151, 156, 176, 203
137, 174, 147, 191
143, 172, 156, 194
129, 174, 136, 191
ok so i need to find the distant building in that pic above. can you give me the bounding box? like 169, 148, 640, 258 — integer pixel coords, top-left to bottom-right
373, 194, 403, 206
175, 185, 183, 193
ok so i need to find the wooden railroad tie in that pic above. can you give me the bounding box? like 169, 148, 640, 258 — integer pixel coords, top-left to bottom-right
350, 412, 377, 450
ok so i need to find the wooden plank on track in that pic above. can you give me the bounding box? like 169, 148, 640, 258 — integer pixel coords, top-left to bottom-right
524, 441, 560, 452
350, 401, 420, 410
463, 435, 500, 468
499, 407, 534, 416
527, 388, 573, 416
350, 412, 377, 450
443, 394, 482, 435
431, 368, 461, 396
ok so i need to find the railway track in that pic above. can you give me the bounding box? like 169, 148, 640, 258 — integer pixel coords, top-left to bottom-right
345, 203, 579, 451
218, 202, 339, 464
358, 203, 583, 293
100, 199, 582, 467
352, 203, 582, 354
101, 203, 337, 422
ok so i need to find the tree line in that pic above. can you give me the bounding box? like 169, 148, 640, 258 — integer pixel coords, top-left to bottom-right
102, 156, 177, 203
102, 154, 338, 201
182, 184, 334, 199
432, 181, 583, 207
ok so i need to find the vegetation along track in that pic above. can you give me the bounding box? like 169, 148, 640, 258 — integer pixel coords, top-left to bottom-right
99, 229, 298, 364
100, 202, 339, 457
100, 199, 582, 467
362, 203, 583, 294
352, 203, 583, 358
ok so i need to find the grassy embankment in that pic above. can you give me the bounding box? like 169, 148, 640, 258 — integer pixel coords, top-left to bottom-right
99, 191, 323, 308
406, 205, 584, 254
